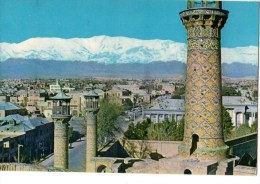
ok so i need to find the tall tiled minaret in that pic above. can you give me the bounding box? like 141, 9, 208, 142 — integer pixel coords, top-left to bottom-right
178, 0, 229, 160
84, 90, 99, 172
50, 92, 72, 169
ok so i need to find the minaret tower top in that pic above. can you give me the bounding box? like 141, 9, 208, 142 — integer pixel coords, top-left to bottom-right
186, 0, 222, 9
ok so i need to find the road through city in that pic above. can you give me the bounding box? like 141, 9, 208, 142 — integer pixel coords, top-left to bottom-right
39, 138, 86, 172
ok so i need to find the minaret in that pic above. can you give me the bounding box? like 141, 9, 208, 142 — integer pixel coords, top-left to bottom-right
178, 0, 229, 160
50, 91, 72, 169
84, 90, 99, 172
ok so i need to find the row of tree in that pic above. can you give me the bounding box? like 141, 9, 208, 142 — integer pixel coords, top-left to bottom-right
124, 117, 184, 141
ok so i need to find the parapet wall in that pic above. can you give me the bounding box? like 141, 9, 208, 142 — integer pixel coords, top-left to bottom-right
0, 163, 66, 172
123, 140, 181, 158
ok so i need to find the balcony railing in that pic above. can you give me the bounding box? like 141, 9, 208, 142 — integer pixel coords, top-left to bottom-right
52, 106, 70, 116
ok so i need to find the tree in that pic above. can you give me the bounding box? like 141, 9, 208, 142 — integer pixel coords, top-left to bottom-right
253, 90, 258, 98
122, 89, 131, 96
124, 119, 151, 140
222, 86, 240, 96
147, 117, 178, 141
172, 86, 185, 99
175, 117, 184, 141
122, 98, 133, 111
124, 117, 185, 141
222, 106, 233, 139
97, 97, 123, 146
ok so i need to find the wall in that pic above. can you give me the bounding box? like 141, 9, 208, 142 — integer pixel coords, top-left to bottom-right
123, 140, 181, 158
0, 163, 65, 171
225, 133, 257, 160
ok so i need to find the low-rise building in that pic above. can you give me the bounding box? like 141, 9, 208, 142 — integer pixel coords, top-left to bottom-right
0, 96, 7, 102
0, 114, 54, 163
161, 84, 176, 94
68, 91, 84, 117
143, 97, 185, 123
131, 90, 151, 105
106, 87, 123, 97
49, 80, 62, 93
144, 96, 257, 127
223, 96, 258, 127
115, 84, 140, 92
0, 102, 27, 118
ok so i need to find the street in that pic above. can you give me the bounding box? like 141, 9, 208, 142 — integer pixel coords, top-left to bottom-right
39, 137, 86, 172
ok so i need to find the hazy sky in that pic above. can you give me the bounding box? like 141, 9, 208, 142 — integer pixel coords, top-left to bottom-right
0, 0, 258, 47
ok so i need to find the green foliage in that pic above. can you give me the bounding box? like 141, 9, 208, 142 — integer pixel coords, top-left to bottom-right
232, 124, 252, 138
140, 84, 154, 94
227, 122, 257, 140
172, 86, 185, 99
222, 86, 241, 96
122, 98, 133, 111
122, 89, 131, 96
124, 117, 185, 141
222, 106, 234, 139
175, 117, 184, 141
124, 119, 151, 140
171, 94, 181, 99
147, 118, 174, 141
251, 119, 257, 133
253, 90, 258, 98
97, 97, 123, 146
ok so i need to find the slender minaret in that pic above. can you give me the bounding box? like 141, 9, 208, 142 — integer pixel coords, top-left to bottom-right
84, 90, 99, 172
178, 0, 229, 160
50, 91, 72, 169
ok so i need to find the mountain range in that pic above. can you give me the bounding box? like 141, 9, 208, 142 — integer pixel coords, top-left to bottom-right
0, 59, 257, 79
0, 36, 258, 78
0, 36, 186, 64
0, 36, 258, 65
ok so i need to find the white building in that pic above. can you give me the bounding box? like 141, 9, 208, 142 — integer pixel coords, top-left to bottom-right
143, 96, 257, 127
49, 79, 75, 93
223, 96, 257, 127
49, 80, 61, 93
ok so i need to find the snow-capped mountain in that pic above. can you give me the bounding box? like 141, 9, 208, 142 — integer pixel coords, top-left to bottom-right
0, 36, 258, 65
0, 36, 186, 64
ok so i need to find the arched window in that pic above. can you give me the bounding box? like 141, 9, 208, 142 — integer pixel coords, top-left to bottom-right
97, 165, 107, 173
190, 134, 199, 155
184, 169, 192, 174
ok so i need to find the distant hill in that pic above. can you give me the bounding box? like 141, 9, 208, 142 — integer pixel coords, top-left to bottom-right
0, 59, 257, 79
222, 62, 258, 78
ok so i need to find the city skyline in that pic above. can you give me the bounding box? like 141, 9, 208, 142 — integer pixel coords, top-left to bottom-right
0, 1, 259, 183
